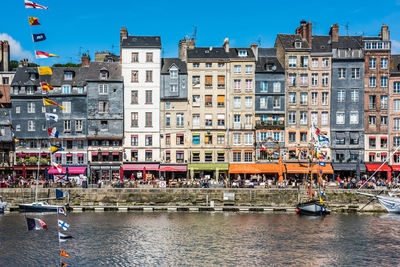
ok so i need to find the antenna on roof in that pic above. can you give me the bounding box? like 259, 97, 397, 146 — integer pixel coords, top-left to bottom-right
192, 25, 197, 42
111, 44, 116, 53
257, 35, 262, 46
312, 21, 318, 34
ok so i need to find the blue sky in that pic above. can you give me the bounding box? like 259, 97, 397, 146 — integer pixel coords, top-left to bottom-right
2, 0, 400, 65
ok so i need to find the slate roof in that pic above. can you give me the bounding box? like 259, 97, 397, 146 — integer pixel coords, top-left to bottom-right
47, 67, 88, 86
104, 54, 120, 62
122, 36, 161, 48
187, 47, 255, 60
391, 54, 400, 74
161, 58, 187, 74
256, 56, 284, 73
276, 34, 310, 49
332, 36, 363, 49
258, 48, 276, 57
86, 62, 122, 81
311, 35, 332, 53
11, 67, 41, 87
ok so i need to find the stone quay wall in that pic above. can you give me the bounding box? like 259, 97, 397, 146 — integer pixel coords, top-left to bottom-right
0, 188, 387, 213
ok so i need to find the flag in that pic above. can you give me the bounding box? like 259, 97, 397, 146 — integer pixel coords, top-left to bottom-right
45, 113, 58, 122
43, 98, 66, 110
315, 127, 320, 136
38, 67, 52, 76
41, 82, 54, 91
14, 138, 19, 142
54, 174, 68, 183
51, 144, 64, 154
32, 33, 46, 42
35, 51, 59, 59
53, 162, 63, 174
3, 111, 8, 116
28, 17, 40, 25
319, 161, 326, 167
318, 134, 330, 147
25, 0, 48, 9
58, 220, 70, 231
0, 104, 4, 108
48, 127, 59, 138
61, 262, 69, 267
56, 189, 67, 199
59, 232, 73, 242
60, 250, 70, 258
57, 206, 67, 216
26, 217, 48, 231
16, 145, 22, 149
260, 144, 266, 151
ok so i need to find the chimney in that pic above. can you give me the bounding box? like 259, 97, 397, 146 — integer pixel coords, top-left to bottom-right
178, 37, 195, 62
250, 43, 258, 59
296, 20, 312, 47
330, 24, 339, 42
81, 53, 90, 67
0, 41, 3, 71
381, 24, 390, 41
120, 27, 128, 63
2, 40, 9, 71
223, 38, 229, 53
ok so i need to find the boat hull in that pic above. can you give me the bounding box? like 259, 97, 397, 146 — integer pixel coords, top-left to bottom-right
377, 196, 400, 213
19, 204, 60, 212
296, 200, 330, 216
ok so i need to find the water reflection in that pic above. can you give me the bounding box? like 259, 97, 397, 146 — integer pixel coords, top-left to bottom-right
0, 212, 399, 266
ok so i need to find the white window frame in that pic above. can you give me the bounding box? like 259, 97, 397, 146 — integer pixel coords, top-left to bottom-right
336, 112, 345, 125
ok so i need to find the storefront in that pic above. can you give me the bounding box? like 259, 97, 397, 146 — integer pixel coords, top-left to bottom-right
90, 165, 121, 181
14, 165, 50, 180
229, 163, 283, 181
159, 164, 187, 181
123, 163, 160, 181
285, 163, 334, 181
187, 163, 228, 181
365, 164, 391, 182
332, 163, 366, 180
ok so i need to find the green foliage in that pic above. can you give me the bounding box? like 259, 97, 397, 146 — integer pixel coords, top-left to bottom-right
28, 156, 38, 165
52, 63, 81, 67
40, 158, 48, 165
27, 63, 39, 67
10, 60, 18, 69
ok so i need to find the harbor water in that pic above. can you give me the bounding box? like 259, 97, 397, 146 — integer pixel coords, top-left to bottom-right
0, 212, 399, 266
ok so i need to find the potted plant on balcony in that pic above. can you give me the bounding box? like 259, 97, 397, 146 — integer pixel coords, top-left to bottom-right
40, 158, 48, 166
28, 156, 38, 165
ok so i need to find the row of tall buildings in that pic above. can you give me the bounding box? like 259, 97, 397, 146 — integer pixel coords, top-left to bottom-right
1, 21, 400, 182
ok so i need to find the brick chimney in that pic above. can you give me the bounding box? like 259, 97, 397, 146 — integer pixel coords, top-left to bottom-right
296, 20, 312, 47
330, 24, 339, 42
120, 27, 128, 63
0, 41, 3, 71
223, 38, 229, 53
178, 37, 195, 62
381, 24, 390, 41
250, 43, 258, 59
81, 53, 90, 67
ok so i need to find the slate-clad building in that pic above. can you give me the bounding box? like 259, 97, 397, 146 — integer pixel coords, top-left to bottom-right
159, 58, 188, 180
86, 61, 123, 181
389, 55, 400, 168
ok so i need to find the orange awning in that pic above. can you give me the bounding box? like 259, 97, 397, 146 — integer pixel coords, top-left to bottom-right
311, 164, 334, 174
285, 163, 310, 174
229, 164, 281, 174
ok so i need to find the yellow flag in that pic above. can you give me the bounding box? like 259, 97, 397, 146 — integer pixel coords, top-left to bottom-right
38, 67, 52, 76
14, 138, 19, 142
43, 98, 66, 110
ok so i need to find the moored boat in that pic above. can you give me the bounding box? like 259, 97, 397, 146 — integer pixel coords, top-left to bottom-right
0, 196, 8, 213
296, 199, 330, 216
19, 201, 62, 212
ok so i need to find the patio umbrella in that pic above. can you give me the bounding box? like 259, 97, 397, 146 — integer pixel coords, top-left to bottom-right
143, 167, 146, 182
120, 167, 124, 182
278, 154, 284, 184
131, 173, 134, 180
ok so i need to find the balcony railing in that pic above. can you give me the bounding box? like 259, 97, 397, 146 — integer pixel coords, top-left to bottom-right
256, 121, 284, 127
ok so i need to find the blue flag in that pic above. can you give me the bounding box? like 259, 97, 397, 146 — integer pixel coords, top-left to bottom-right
319, 161, 326, 167
56, 189, 67, 199
32, 33, 46, 42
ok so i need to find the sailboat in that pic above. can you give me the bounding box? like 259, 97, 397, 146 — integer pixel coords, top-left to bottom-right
0, 196, 8, 213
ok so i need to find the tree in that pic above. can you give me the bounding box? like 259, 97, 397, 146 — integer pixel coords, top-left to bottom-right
10, 60, 18, 70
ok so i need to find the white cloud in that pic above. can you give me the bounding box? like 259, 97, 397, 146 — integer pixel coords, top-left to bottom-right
392, 40, 400, 54
0, 33, 34, 61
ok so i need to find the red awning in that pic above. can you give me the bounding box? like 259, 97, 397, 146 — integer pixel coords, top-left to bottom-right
112, 152, 119, 155
123, 164, 159, 171
366, 164, 391, 172
48, 166, 86, 174
77, 154, 84, 157
159, 165, 187, 172
54, 154, 62, 157
392, 165, 400, 171
102, 152, 109, 156
66, 154, 72, 157
92, 152, 98, 156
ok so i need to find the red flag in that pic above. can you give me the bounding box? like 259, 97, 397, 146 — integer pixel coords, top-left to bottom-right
315, 127, 320, 136
25, 0, 48, 9
28, 17, 40, 25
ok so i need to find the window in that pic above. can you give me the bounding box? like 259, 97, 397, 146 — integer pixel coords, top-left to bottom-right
145, 135, 152, 146
260, 81, 268, 92
350, 135, 359, 145
165, 134, 170, 145
64, 72, 73, 80
234, 79, 241, 92
176, 152, 184, 163
132, 90, 138, 104
145, 151, 152, 161
369, 58, 376, 69
288, 111, 296, 124
100, 121, 108, 131
218, 63, 225, 68
336, 112, 345, 124
146, 52, 153, 62
145, 90, 152, 104
301, 56, 308, 67
16, 124, 20, 131
193, 63, 199, 68
352, 68, 360, 79
369, 138, 376, 148
234, 65, 241, 74
205, 76, 212, 87
166, 102, 170, 110
192, 95, 200, 106
369, 77, 376, 87
234, 97, 241, 108
27, 102, 35, 113
245, 114, 252, 127
337, 90, 345, 102
394, 119, 400, 130
233, 152, 241, 162
381, 116, 388, 125
394, 136, 400, 146
350, 111, 359, 124
98, 101, 109, 113
369, 95, 376, 109
300, 132, 307, 142
336, 153, 345, 162
192, 115, 200, 127
192, 152, 200, 162
217, 95, 225, 107
165, 151, 171, 162
323, 58, 329, 68
217, 134, 225, 144
131, 151, 138, 162
165, 113, 170, 127
28, 120, 35, 131
273, 97, 280, 108
233, 133, 241, 145
244, 152, 252, 162
311, 74, 318, 86
145, 112, 152, 127
131, 112, 138, 127
205, 152, 213, 162
26, 86, 34, 94
351, 90, 359, 102
300, 93, 308, 105
394, 82, 400, 94
322, 92, 328, 105
338, 68, 346, 79
192, 76, 200, 85
170, 84, 178, 92
369, 116, 376, 125
217, 114, 225, 126
245, 79, 252, 91
238, 50, 247, 57
205, 134, 212, 144
381, 58, 388, 69
321, 112, 328, 126
62, 85, 71, 94
176, 113, 184, 127
245, 97, 252, 108
289, 74, 296, 86
233, 115, 241, 127
381, 95, 388, 109
311, 92, 317, 105
217, 76, 225, 88
131, 135, 138, 146
2, 77, 9, 84
131, 70, 138, 82
64, 120, 71, 132
322, 74, 328, 86
16, 106, 20, 113
394, 100, 400, 111
289, 56, 296, 67
62, 102, 71, 113
132, 52, 139, 62
289, 132, 296, 143
245, 65, 253, 74
75, 120, 82, 132
300, 111, 307, 125
381, 138, 388, 148
146, 71, 153, 82
311, 112, 318, 125
273, 82, 281, 92
169, 69, 178, 79
205, 95, 212, 107
300, 74, 308, 86
335, 135, 345, 145
205, 114, 212, 127
288, 93, 296, 104
216, 152, 224, 162
100, 71, 108, 80
312, 58, 318, 67
381, 77, 388, 87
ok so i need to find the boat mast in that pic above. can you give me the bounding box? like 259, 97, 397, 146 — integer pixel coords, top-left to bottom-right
35, 140, 41, 203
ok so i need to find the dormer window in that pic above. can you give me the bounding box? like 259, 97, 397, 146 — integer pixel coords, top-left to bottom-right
62, 85, 71, 94
169, 68, 178, 79
64, 72, 73, 80
29, 73, 36, 81
295, 41, 302, 48
100, 70, 109, 80
238, 50, 247, 57
26, 86, 35, 95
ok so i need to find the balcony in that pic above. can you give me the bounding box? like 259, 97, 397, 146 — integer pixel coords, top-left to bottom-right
255, 120, 285, 128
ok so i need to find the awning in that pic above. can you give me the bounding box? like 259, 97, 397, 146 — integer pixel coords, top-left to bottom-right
92, 152, 98, 156
112, 152, 119, 155
123, 164, 159, 171
54, 154, 62, 157
102, 152, 109, 156
14, 166, 49, 170
336, 132, 346, 139
285, 163, 310, 174
392, 165, 400, 171
159, 165, 187, 172
77, 154, 84, 157
332, 163, 366, 171
311, 164, 334, 174
187, 163, 229, 171
349, 132, 359, 139
48, 166, 86, 174
366, 164, 391, 172
229, 164, 283, 174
